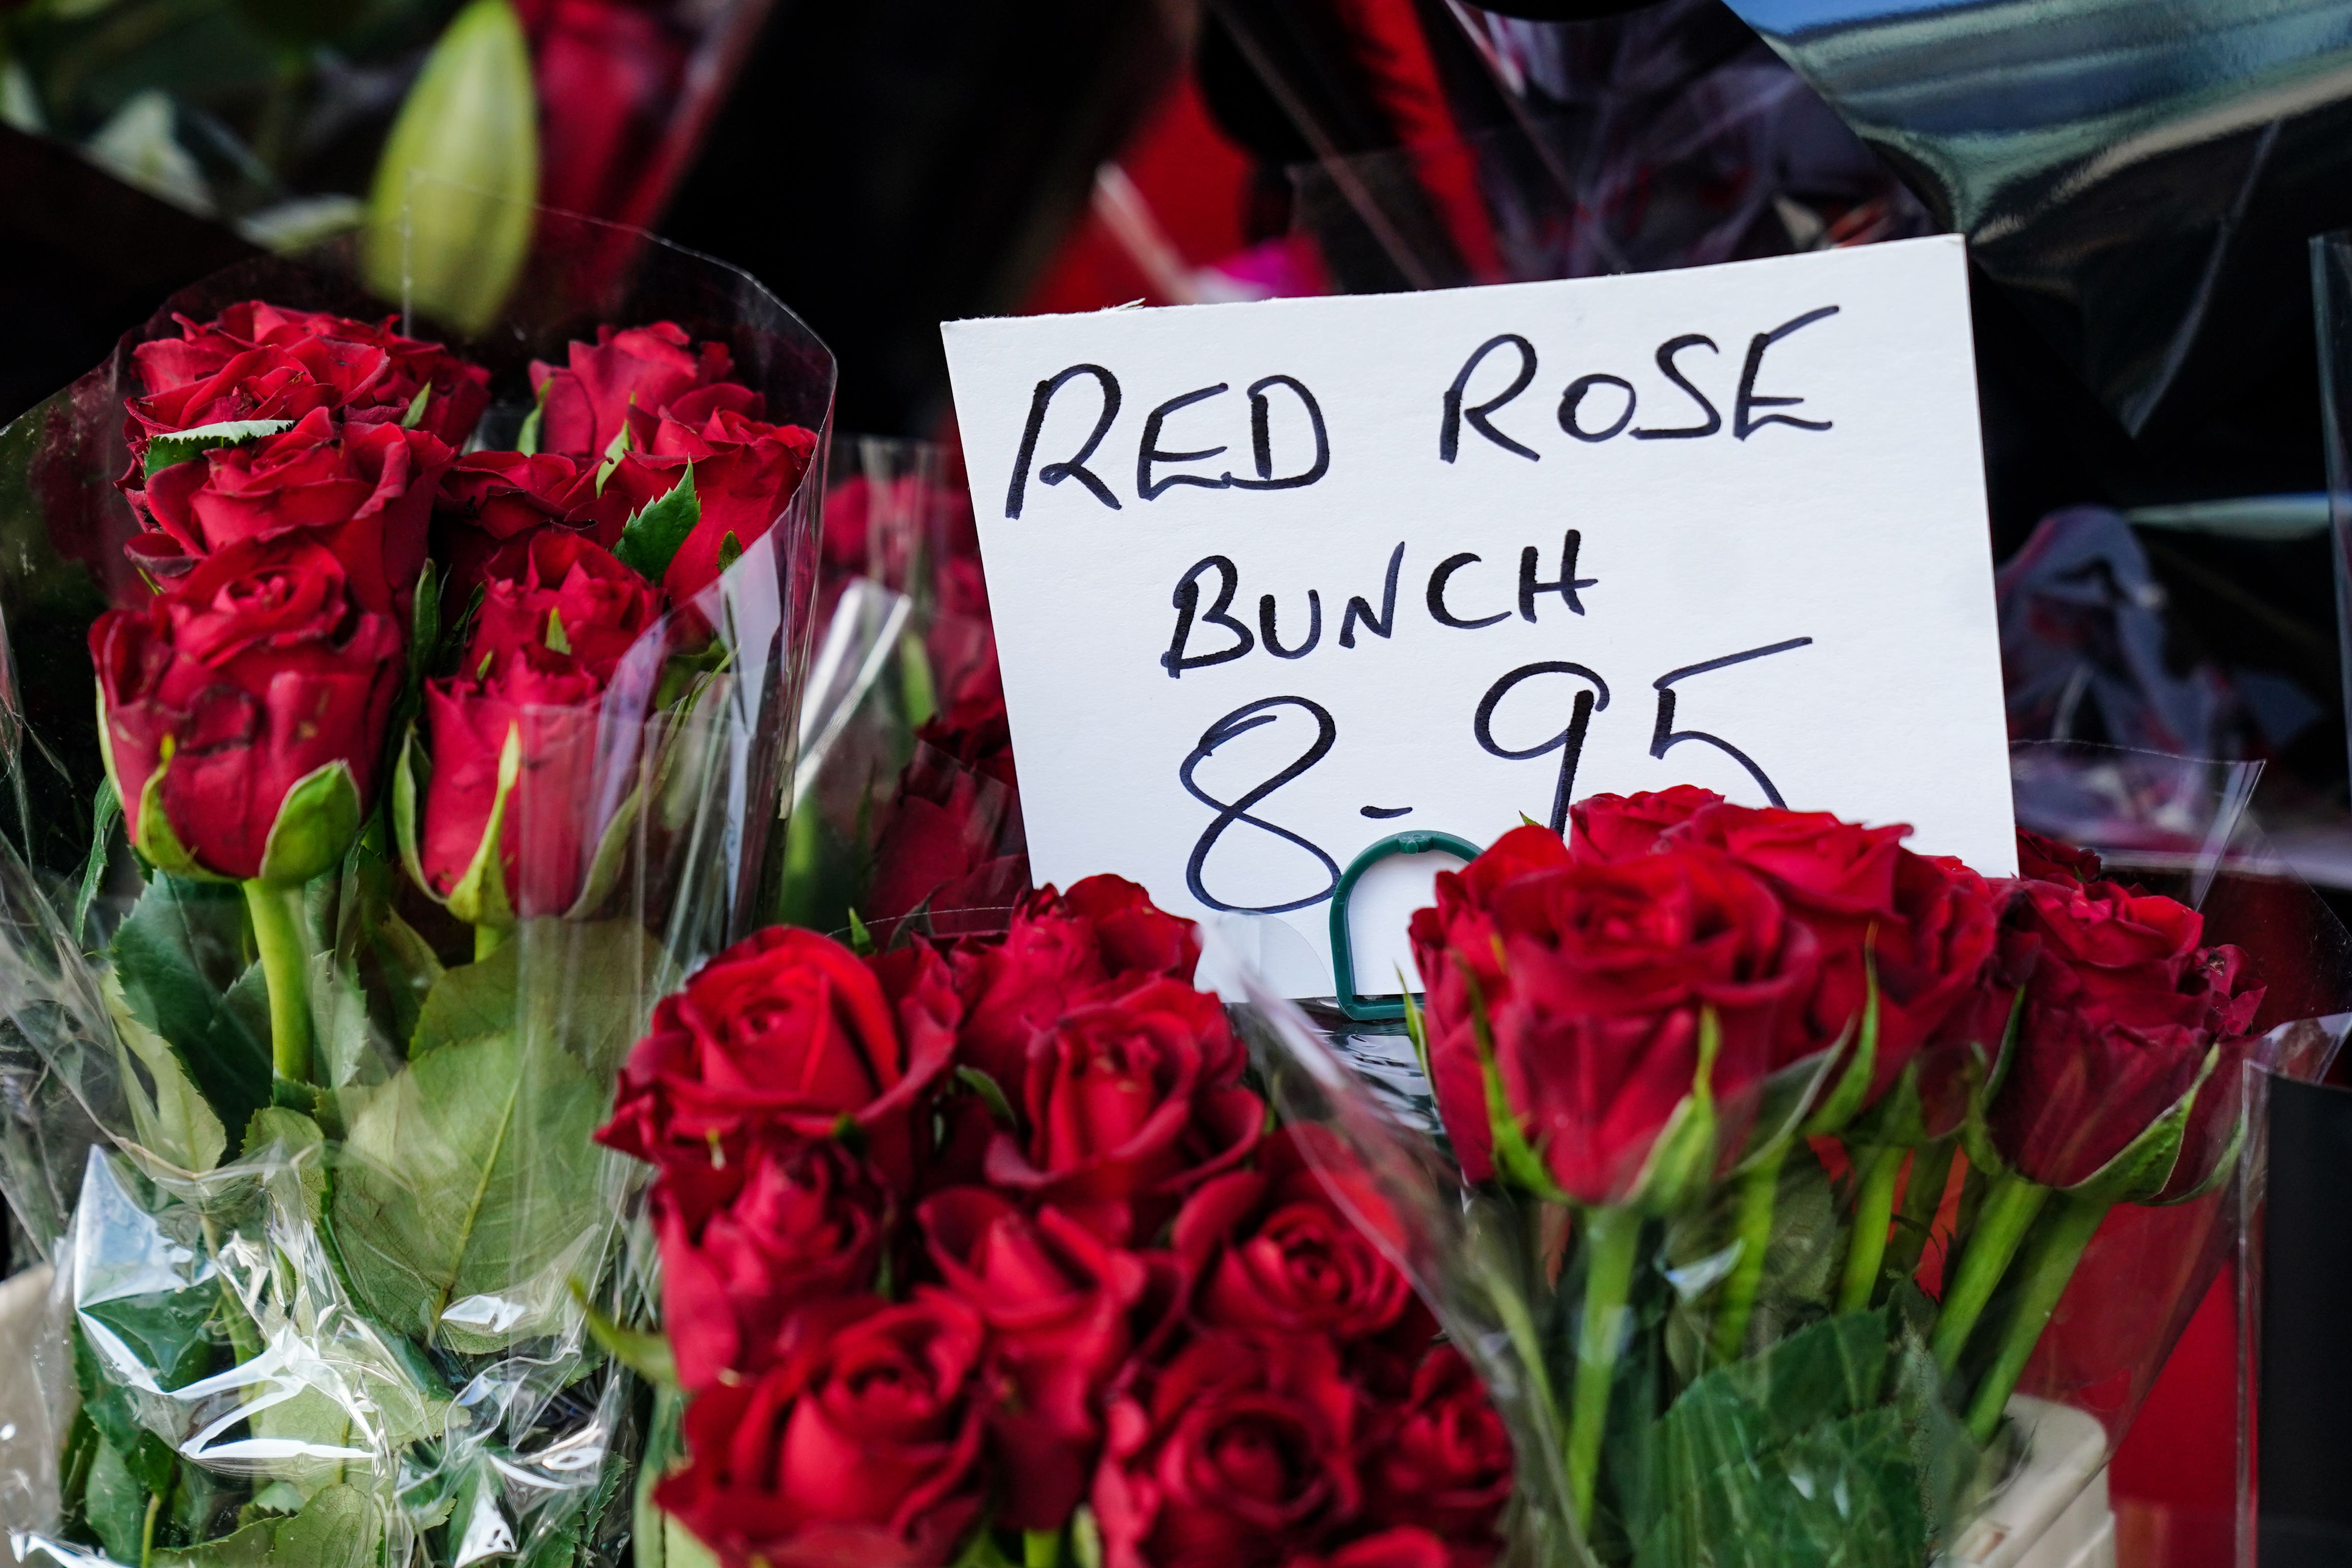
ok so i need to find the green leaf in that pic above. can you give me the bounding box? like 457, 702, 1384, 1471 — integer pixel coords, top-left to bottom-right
612, 462, 699, 583
103, 970, 226, 1173
401, 382, 433, 430
73, 1326, 178, 1495
575, 1287, 678, 1389
517, 379, 549, 457
412, 722, 519, 929
152, 1482, 383, 1568
126, 734, 219, 881
715, 531, 742, 575
2066, 1042, 2217, 1205
565, 785, 644, 920
410, 919, 661, 1076
595, 417, 633, 494
954, 1065, 1018, 1128
255, 762, 363, 887
328, 1027, 609, 1352
242, 1107, 329, 1221
544, 607, 571, 654
845, 908, 875, 956
82, 1432, 148, 1564
76, 776, 121, 947
409, 560, 442, 687
142, 419, 294, 478
111, 877, 273, 1149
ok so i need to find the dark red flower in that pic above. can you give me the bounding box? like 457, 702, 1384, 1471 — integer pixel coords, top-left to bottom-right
2016, 829, 2102, 890
528, 320, 756, 463
432, 449, 623, 594
1566, 786, 1723, 864
467, 530, 660, 679
1360, 1347, 1512, 1554
605, 403, 819, 599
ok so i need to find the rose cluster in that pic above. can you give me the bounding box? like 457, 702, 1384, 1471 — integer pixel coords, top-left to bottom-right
596, 877, 1512, 1568
91, 302, 815, 935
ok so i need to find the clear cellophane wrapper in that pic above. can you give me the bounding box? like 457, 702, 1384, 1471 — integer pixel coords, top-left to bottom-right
1217, 740, 2352, 1568
0, 206, 833, 1568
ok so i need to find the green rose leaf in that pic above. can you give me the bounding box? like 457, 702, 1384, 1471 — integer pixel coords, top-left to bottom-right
82, 1432, 149, 1564
255, 762, 364, 888
152, 1482, 384, 1568
142, 419, 295, 478
103, 970, 227, 1173
110, 877, 273, 1148
612, 461, 699, 583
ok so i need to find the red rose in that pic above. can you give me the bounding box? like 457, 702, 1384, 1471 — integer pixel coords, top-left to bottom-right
1412, 844, 1812, 1207
1988, 881, 2263, 1195
468, 530, 660, 678
599, 927, 960, 1188
417, 644, 608, 921
867, 722, 1031, 944
123, 345, 344, 460
93, 536, 402, 882
606, 403, 819, 600
983, 976, 1263, 1242
949, 875, 1198, 1088
530, 0, 688, 226
1280, 1531, 1455, 1568
650, 1137, 892, 1392
1360, 1347, 1512, 1553
1094, 1331, 1364, 1568
133, 302, 490, 446
135, 409, 454, 616
657, 1292, 988, 1568
1874, 853, 2009, 1123
433, 450, 621, 594
1173, 1127, 1433, 1374
919, 1189, 1166, 1529
2016, 828, 2102, 889
1566, 786, 1723, 864
528, 320, 756, 462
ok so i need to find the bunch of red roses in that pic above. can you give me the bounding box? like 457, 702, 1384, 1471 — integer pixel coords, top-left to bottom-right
90, 302, 815, 1083
1407, 787, 2264, 1537
595, 876, 1513, 1568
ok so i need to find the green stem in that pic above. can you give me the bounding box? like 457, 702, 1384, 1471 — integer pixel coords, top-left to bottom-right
475, 923, 506, 961
1964, 1193, 2108, 1442
1566, 1204, 1643, 1534
1835, 1144, 1905, 1314
1883, 1136, 1958, 1290
1711, 1146, 1784, 1363
1929, 1171, 2049, 1373
140, 1488, 161, 1568
1024, 1529, 1064, 1568
243, 879, 311, 1085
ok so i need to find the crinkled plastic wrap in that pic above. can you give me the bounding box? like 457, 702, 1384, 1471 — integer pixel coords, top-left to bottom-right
0, 206, 833, 1568
1217, 740, 2352, 1568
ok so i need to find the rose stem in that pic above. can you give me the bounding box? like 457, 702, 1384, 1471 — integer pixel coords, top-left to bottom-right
1963, 1192, 2107, 1441
1023, 1528, 1063, 1568
475, 924, 506, 962
243, 879, 312, 1085
1834, 1144, 1907, 1314
1882, 1135, 1959, 1292
1566, 1203, 1643, 1533
1928, 1171, 2049, 1373
1710, 1145, 1785, 1363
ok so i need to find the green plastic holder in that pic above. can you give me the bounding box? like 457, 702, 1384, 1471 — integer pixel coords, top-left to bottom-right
1327, 830, 1483, 1022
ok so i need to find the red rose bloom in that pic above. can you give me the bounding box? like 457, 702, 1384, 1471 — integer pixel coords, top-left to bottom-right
657, 1292, 988, 1568
468, 531, 660, 679
134, 409, 454, 616
599, 927, 960, 1187
133, 301, 490, 446
866, 718, 1031, 943
919, 1189, 1168, 1530
949, 875, 1199, 1089
1874, 853, 2010, 1123
1094, 1331, 1364, 1568
2016, 828, 2102, 889
606, 403, 819, 600
418, 644, 608, 920
528, 320, 757, 462
1280, 1532, 1455, 1568
1566, 786, 1723, 864
93, 536, 402, 882
1174, 1127, 1433, 1376
123, 345, 344, 460
433, 450, 621, 593
1360, 1347, 1512, 1554
650, 1137, 892, 1392
983, 976, 1263, 1242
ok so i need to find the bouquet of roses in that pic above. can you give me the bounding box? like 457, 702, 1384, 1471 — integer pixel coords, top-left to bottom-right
0, 224, 832, 1568
1243, 786, 2338, 1568
595, 875, 1516, 1568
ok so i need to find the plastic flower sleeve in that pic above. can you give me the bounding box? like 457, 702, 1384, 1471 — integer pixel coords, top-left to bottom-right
0, 198, 832, 1568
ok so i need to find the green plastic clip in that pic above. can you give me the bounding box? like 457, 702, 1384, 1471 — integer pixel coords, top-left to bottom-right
1328, 829, 1483, 1023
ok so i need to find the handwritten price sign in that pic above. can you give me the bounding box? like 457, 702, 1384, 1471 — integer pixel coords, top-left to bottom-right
942, 236, 2014, 996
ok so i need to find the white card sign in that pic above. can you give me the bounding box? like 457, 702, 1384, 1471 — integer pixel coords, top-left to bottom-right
940, 235, 2015, 996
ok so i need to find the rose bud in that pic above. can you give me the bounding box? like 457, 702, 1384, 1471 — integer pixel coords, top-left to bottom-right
597, 927, 960, 1188
468, 530, 660, 679
92, 536, 401, 884
604, 403, 819, 600
918, 1189, 1165, 1530
134, 301, 491, 445
432, 450, 618, 594
1093, 1330, 1365, 1568
528, 319, 759, 462
982, 976, 1263, 1243
133, 408, 454, 617
656, 1292, 989, 1568
1360, 1347, 1514, 1553
949, 873, 1198, 1089
1566, 785, 1724, 864
412, 643, 608, 924
1174, 1127, 1433, 1381
649, 1137, 893, 1392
